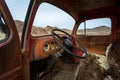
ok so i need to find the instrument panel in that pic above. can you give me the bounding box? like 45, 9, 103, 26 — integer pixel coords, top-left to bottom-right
43, 42, 61, 52
34, 37, 62, 60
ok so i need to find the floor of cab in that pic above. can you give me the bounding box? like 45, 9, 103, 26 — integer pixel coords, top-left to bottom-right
52, 57, 79, 80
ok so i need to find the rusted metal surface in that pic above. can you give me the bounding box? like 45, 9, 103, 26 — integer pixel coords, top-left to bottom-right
34, 38, 61, 60
29, 35, 65, 61
0, 0, 22, 80
76, 35, 112, 55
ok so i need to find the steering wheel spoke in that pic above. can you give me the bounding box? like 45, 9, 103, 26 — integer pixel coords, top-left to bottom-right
52, 31, 65, 41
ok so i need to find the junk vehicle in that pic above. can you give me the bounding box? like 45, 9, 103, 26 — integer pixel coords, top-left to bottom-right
0, 0, 120, 80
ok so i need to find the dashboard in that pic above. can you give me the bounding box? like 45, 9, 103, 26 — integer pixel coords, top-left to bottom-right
33, 36, 63, 60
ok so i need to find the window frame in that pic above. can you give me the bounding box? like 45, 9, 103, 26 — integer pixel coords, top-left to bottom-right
76, 15, 114, 37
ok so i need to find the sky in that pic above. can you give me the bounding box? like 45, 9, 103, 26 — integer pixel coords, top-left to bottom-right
5, 0, 111, 30
5, 0, 29, 21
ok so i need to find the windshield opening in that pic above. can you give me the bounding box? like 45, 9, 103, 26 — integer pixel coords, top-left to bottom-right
32, 2, 75, 36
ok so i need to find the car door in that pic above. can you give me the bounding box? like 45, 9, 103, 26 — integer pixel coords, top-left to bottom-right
0, 0, 22, 80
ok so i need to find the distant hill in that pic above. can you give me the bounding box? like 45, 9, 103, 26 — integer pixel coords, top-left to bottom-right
14, 20, 111, 36
0, 20, 111, 39
78, 26, 111, 35
15, 20, 48, 36
93, 26, 110, 31
14, 20, 69, 36
78, 26, 110, 31
15, 20, 24, 33
45, 26, 58, 34
32, 26, 48, 36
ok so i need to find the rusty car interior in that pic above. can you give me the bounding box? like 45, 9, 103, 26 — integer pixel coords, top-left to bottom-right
0, 0, 120, 80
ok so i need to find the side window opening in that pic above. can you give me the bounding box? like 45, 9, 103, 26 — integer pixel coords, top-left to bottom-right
77, 18, 111, 36
0, 12, 10, 43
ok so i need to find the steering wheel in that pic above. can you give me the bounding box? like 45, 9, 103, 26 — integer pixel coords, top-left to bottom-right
51, 29, 88, 59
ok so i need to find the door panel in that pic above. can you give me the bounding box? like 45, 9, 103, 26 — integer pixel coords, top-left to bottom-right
0, 0, 22, 80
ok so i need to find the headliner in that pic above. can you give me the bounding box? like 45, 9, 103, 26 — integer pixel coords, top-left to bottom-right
42, 0, 118, 20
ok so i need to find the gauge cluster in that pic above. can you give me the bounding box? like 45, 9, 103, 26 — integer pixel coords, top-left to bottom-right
43, 41, 61, 52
